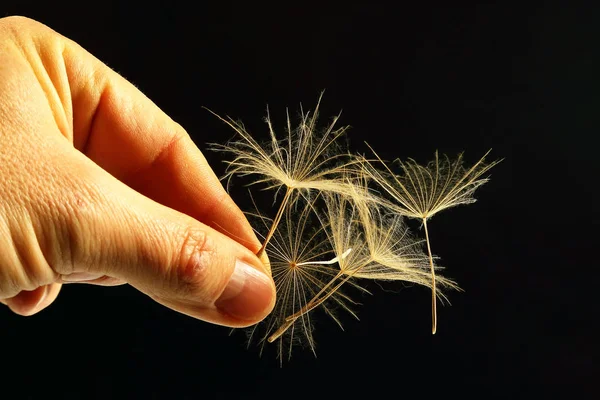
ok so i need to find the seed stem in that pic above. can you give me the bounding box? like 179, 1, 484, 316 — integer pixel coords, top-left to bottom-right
256, 187, 293, 260
267, 250, 357, 343
423, 217, 437, 335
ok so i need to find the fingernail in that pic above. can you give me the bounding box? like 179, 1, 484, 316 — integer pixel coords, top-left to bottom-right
34, 286, 49, 308
62, 272, 104, 283
215, 259, 274, 321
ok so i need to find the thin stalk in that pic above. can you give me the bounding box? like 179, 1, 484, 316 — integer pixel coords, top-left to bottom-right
284, 270, 344, 321
256, 187, 293, 259
423, 217, 437, 335
267, 319, 295, 343
284, 270, 357, 322
266, 272, 346, 344
267, 250, 354, 343
268, 259, 368, 343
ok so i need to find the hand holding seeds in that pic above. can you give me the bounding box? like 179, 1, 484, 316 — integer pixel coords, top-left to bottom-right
0, 16, 500, 365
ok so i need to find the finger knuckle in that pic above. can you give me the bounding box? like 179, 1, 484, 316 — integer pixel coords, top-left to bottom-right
173, 226, 225, 303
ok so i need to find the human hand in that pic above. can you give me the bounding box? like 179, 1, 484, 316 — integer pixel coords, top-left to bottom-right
0, 16, 275, 327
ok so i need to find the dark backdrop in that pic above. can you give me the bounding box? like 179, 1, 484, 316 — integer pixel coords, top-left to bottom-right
1, 2, 596, 398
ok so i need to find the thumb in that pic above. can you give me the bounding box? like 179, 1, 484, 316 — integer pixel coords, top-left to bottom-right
58, 165, 276, 328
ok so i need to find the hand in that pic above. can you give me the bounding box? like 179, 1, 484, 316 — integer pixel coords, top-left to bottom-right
0, 16, 275, 327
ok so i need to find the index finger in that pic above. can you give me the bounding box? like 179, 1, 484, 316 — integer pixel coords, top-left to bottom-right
52, 26, 260, 252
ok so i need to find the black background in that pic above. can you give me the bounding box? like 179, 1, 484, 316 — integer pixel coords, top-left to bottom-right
1, 2, 597, 399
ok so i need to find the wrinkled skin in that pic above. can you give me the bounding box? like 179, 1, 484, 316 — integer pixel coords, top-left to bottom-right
0, 16, 275, 327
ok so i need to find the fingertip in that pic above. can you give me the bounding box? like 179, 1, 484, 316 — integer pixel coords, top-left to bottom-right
140, 237, 276, 328
4, 285, 50, 316
214, 258, 276, 325
36, 283, 62, 311
4, 283, 62, 316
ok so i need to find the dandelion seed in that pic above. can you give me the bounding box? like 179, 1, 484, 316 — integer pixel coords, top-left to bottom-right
273, 194, 371, 329
363, 147, 501, 334
343, 180, 460, 295
207, 92, 362, 257
246, 196, 363, 365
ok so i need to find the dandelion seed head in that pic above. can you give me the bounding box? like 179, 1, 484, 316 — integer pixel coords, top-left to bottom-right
364, 148, 501, 220
208, 92, 363, 202
244, 197, 358, 364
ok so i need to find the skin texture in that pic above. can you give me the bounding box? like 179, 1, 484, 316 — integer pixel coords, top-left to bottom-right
0, 16, 275, 328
